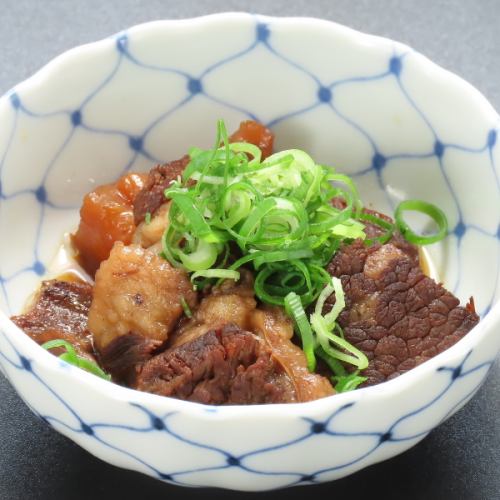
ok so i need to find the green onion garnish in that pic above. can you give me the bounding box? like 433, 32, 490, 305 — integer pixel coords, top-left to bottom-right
333, 371, 367, 393
284, 292, 316, 372
316, 346, 346, 376
180, 296, 193, 318
285, 278, 369, 382
394, 199, 448, 245
42, 339, 111, 380
162, 120, 366, 307
145, 212, 152, 225
358, 212, 395, 245
191, 269, 240, 283
311, 313, 368, 370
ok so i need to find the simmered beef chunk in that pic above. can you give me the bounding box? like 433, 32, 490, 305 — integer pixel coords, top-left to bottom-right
98, 332, 160, 385
251, 307, 334, 401
88, 242, 197, 380
161, 273, 333, 403
11, 280, 95, 360
327, 239, 479, 386
136, 324, 297, 405
133, 156, 189, 225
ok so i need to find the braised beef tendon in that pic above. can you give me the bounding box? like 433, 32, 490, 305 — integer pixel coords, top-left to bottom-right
11, 280, 95, 361
169, 270, 257, 348
133, 157, 189, 225
251, 307, 334, 401
135, 274, 333, 404
136, 324, 297, 404
88, 241, 197, 382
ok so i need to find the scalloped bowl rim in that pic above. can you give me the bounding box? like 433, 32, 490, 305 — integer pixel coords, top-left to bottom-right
0, 12, 499, 420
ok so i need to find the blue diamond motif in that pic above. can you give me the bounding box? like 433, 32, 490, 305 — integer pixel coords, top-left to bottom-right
116, 34, 128, 53
0, 18, 496, 488
35, 186, 47, 203
311, 422, 325, 434
452, 366, 462, 380
318, 86, 332, 103
187, 78, 203, 95
20, 356, 31, 371
256, 23, 270, 42
227, 456, 240, 466
487, 129, 497, 148
129, 136, 143, 152
81, 423, 94, 435
71, 110, 82, 126
372, 153, 387, 171
301, 474, 316, 482
434, 140, 445, 158
389, 56, 402, 76
454, 221, 466, 238
152, 417, 165, 430
380, 431, 392, 443
9, 92, 21, 109
33, 261, 46, 276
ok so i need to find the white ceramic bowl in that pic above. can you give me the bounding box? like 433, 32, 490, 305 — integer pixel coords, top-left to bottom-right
0, 13, 499, 491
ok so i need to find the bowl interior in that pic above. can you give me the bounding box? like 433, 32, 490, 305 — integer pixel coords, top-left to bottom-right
0, 14, 499, 317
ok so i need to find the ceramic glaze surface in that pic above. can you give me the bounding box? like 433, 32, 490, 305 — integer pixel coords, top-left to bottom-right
0, 14, 499, 491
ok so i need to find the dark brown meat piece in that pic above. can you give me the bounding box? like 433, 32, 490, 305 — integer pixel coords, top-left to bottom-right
98, 332, 160, 385
166, 272, 333, 402
133, 156, 189, 224
327, 239, 479, 386
11, 280, 95, 361
250, 307, 334, 401
136, 324, 297, 405
88, 241, 197, 382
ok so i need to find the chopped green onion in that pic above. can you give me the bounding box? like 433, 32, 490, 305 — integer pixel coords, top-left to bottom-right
316, 346, 346, 376
253, 248, 313, 268
315, 277, 345, 328
324, 278, 346, 327
42, 339, 111, 380
284, 292, 316, 371
327, 172, 363, 215
191, 269, 240, 282
164, 190, 221, 244
145, 212, 152, 225
180, 296, 193, 318
358, 212, 395, 245
311, 313, 369, 370
286, 278, 369, 382
333, 372, 367, 393
394, 199, 448, 245
161, 120, 366, 307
